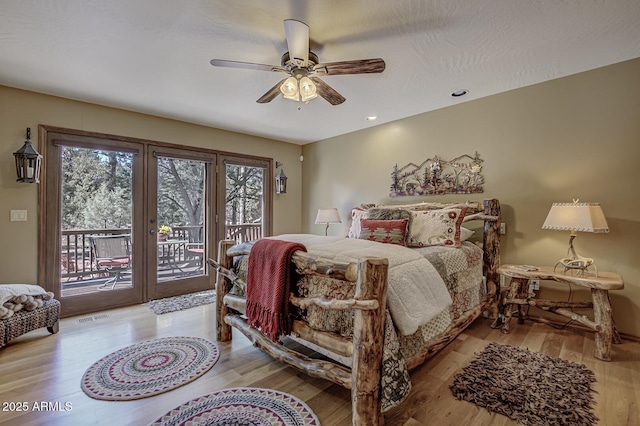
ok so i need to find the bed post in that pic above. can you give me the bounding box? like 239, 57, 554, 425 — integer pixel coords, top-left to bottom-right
483, 199, 501, 316
216, 239, 235, 342
351, 257, 388, 426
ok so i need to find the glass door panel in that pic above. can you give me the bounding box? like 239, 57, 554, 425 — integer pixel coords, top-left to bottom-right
147, 148, 216, 299
223, 158, 271, 243
60, 146, 135, 295
156, 156, 206, 282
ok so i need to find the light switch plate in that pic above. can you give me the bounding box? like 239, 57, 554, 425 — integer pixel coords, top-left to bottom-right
10, 210, 27, 221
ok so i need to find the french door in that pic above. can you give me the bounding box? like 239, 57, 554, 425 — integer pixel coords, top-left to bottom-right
147, 147, 216, 300
39, 127, 218, 317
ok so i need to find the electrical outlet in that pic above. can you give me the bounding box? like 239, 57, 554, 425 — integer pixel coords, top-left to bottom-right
500, 222, 506, 235
528, 279, 540, 292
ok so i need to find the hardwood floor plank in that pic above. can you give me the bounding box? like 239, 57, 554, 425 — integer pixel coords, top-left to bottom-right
1, 303, 638, 425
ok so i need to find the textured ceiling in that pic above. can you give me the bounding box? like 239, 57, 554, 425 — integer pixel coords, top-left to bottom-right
1, 1, 639, 145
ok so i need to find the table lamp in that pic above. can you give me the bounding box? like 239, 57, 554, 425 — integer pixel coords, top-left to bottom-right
542, 200, 609, 275
315, 208, 342, 236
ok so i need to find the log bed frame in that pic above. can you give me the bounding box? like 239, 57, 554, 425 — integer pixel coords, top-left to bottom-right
210, 199, 501, 425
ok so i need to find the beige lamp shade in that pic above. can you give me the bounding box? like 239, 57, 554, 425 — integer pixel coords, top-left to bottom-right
542, 201, 609, 276
315, 208, 341, 236
542, 202, 609, 233
315, 208, 342, 225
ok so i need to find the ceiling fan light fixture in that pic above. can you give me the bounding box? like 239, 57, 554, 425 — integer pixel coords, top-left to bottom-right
280, 76, 299, 101
211, 19, 385, 106
299, 76, 317, 102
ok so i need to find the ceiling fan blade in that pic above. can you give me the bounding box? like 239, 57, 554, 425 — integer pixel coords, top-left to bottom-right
256, 78, 288, 104
210, 59, 287, 73
312, 58, 386, 75
310, 77, 346, 105
283, 19, 309, 66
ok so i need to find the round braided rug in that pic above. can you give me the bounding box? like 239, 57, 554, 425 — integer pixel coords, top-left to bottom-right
81, 336, 219, 401
148, 387, 320, 426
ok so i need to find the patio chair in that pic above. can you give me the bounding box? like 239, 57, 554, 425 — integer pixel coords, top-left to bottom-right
89, 234, 132, 291
186, 243, 205, 273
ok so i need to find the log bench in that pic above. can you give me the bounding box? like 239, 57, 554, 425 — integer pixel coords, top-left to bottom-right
496, 264, 623, 361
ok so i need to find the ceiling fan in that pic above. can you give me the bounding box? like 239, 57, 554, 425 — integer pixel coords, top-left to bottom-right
210, 19, 386, 106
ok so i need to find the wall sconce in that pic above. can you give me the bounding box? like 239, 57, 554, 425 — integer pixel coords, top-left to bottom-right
14, 127, 42, 183
275, 161, 287, 194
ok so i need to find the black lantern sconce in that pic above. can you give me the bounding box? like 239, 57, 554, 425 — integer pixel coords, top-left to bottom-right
275, 161, 287, 194
14, 128, 42, 183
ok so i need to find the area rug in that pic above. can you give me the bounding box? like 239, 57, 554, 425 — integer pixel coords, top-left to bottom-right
450, 342, 598, 426
81, 336, 219, 401
147, 290, 216, 315
148, 387, 320, 426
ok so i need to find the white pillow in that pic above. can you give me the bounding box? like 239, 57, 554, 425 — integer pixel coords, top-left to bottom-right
406, 207, 467, 247
347, 208, 368, 239
460, 226, 474, 242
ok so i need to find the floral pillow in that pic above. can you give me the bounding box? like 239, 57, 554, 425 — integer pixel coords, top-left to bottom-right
347, 207, 369, 239
406, 207, 467, 247
359, 219, 409, 246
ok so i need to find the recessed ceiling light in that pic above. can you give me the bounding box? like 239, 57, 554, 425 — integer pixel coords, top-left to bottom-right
365, 116, 378, 121
450, 89, 469, 97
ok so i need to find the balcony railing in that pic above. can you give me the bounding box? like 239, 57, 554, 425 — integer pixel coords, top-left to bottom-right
225, 223, 262, 244
60, 223, 262, 282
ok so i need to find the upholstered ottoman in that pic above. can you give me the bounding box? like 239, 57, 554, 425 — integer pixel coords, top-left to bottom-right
0, 299, 60, 348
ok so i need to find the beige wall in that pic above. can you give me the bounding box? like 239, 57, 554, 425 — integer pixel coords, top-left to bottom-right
2, 58, 638, 336
0, 86, 302, 283
302, 58, 640, 336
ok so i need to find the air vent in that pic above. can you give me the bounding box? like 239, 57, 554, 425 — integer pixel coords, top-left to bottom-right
76, 313, 110, 324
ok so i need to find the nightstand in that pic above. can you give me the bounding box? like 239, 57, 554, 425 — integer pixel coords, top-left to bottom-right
496, 264, 624, 361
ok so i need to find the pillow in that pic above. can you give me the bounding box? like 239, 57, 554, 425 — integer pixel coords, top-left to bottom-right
460, 226, 474, 242
347, 207, 369, 239
366, 207, 412, 221
359, 219, 408, 246
406, 207, 467, 247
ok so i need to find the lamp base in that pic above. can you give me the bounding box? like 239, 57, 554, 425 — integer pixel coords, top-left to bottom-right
553, 256, 597, 277
554, 232, 598, 276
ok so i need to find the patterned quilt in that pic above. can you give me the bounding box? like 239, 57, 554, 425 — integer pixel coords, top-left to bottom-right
231, 240, 486, 412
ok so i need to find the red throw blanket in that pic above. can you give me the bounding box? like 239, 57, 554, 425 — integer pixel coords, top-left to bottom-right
245, 239, 307, 342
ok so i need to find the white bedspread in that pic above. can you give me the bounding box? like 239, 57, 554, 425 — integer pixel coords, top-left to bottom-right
268, 234, 452, 336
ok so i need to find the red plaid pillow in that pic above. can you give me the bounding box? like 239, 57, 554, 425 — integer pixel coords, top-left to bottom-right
359, 219, 408, 246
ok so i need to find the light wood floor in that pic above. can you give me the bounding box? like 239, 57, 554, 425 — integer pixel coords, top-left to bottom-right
1, 302, 638, 425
